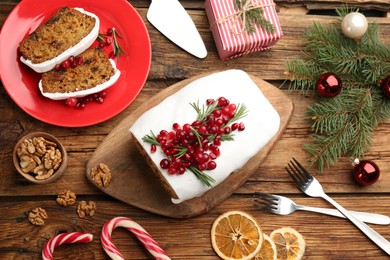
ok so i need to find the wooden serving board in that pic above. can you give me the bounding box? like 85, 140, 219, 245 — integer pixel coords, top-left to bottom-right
86, 71, 294, 218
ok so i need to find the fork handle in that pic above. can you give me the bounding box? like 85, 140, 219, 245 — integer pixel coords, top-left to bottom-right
322, 193, 390, 255
296, 205, 390, 225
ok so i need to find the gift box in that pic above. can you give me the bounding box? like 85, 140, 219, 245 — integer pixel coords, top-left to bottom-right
205, 0, 283, 60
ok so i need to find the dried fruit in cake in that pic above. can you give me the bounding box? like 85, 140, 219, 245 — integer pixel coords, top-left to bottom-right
39, 47, 120, 100
211, 211, 264, 260
270, 227, 306, 260
19, 7, 100, 73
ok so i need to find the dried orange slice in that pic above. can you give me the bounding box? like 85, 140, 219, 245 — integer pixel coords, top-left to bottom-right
270, 227, 306, 260
254, 234, 277, 260
211, 211, 263, 260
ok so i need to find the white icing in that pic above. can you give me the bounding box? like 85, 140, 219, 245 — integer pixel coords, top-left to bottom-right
38, 59, 120, 100
130, 70, 280, 204
20, 8, 100, 73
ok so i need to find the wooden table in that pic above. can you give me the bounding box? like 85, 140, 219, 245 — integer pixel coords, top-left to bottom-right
1, 0, 390, 259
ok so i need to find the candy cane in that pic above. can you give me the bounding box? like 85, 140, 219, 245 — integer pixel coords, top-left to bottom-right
101, 217, 170, 260
42, 232, 93, 260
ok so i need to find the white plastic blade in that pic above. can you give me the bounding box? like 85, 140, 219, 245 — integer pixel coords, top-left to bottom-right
147, 0, 207, 58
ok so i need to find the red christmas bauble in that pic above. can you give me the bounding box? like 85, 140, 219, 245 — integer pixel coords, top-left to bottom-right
380, 75, 390, 98
351, 158, 380, 186
316, 73, 342, 98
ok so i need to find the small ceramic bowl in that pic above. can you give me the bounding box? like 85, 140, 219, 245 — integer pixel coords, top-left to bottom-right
13, 132, 68, 184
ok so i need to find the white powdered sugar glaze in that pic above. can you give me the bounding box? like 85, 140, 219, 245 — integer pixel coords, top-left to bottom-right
38, 59, 120, 100
20, 8, 100, 73
130, 70, 280, 204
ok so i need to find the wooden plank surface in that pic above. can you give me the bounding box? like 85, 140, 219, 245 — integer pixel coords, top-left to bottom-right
1, 0, 390, 259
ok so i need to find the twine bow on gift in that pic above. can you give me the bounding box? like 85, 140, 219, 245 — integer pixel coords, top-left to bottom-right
214, 0, 276, 35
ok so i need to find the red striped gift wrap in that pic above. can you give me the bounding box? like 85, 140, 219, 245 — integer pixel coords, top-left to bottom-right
205, 0, 283, 60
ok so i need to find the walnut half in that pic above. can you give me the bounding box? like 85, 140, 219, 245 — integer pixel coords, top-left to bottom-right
90, 163, 112, 188
77, 201, 96, 218
28, 207, 48, 226
56, 190, 76, 206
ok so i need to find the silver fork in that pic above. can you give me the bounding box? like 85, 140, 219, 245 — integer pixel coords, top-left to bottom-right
254, 192, 390, 225
286, 158, 390, 256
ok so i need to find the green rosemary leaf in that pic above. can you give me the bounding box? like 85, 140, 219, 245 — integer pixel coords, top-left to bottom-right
112, 28, 126, 60
142, 131, 160, 145
188, 166, 215, 187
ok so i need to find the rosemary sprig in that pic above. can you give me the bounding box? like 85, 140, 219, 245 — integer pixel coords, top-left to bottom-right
96, 28, 126, 60
190, 101, 219, 121
188, 166, 215, 187
227, 103, 249, 125
111, 27, 126, 60
142, 131, 159, 145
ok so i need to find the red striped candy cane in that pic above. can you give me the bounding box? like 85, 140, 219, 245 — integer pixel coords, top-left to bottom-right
42, 232, 93, 260
101, 217, 170, 260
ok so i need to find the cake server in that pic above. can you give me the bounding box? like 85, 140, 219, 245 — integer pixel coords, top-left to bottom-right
147, 0, 207, 58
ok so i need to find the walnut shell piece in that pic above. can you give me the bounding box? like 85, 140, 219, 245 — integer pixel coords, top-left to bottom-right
77, 201, 96, 218
90, 163, 112, 188
28, 207, 48, 226
56, 190, 77, 206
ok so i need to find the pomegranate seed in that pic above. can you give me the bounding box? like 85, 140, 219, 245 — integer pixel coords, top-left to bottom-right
198, 163, 207, 171
228, 103, 236, 112
105, 37, 112, 46
160, 159, 170, 169
54, 64, 61, 71
109, 51, 116, 59
213, 110, 222, 117
183, 123, 191, 132
98, 42, 105, 48
206, 99, 215, 105
65, 97, 77, 107
151, 144, 157, 153
107, 28, 113, 36
238, 122, 245, 131
173, 123, 181, 131
76, 56, 83, 65
168, 166, 177, 175
207, 161, 217, 170
159, 130, 168, 137
68, 56, 75, 63
177, 167, 186, 175
224, 126, 231, 134
232, 123, 239, 131
171, 158, 182, 168
61, 60, 70, 69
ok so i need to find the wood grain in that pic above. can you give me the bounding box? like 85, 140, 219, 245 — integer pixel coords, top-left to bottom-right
1, 0, 390, 259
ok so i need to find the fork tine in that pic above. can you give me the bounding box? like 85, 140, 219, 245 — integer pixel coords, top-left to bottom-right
285, 164, 304, 188
292, 157, 313, 181
253, 192, 279, 211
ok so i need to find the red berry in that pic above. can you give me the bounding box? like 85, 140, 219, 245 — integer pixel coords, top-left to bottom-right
238, 122, 245, 131
68, 55, 75, 63
107, 28, 113, 36
207, 161, 217, 170
231, 123, 239, 131
61, 60, 70, 69
160, 159, 170, 169
65, 97, 77, 107
151, 144, 157, 153
76, 56, 83, 65
54, 64, 61, 71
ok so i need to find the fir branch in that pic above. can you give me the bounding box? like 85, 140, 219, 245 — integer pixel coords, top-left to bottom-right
188, 166, 215, 187
234, 0, 275, 34
305, 88, 375, 171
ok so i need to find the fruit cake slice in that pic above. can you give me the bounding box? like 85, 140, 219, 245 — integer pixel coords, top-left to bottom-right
39, 47, 120, 100
129, 70, 280, 204
19, 7, 99, 73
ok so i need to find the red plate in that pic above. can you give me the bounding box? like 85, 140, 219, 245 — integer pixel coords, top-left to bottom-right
0, 0, 151, 127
